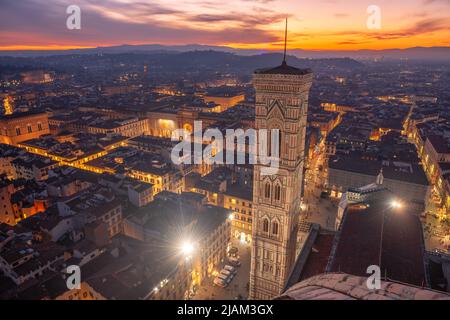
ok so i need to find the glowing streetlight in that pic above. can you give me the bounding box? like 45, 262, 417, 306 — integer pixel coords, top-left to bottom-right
390, 200, 402, 209
181, 242, 194, 257
228, 213, 234, 221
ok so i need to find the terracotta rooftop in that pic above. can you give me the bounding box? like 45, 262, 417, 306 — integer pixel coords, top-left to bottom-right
328, 201, 427, 287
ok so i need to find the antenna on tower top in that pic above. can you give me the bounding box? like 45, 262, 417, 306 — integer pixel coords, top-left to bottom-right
282, 17, 288, 65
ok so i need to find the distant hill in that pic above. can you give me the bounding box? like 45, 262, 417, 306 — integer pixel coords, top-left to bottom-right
290, 47, 450, 61
1, 44, 449, 61
143, 51, 364, 73
0, 51, 364, 76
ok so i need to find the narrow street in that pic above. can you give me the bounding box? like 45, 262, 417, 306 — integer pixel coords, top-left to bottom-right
424, 192, 450, 252
302, 147, 338, 231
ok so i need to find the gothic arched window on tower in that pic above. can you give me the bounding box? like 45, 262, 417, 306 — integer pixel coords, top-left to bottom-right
278, 131, 282, 156
263, 218, 269, 233
264, 182, 271, 199
272, 220, 279, 236
268, 128, 282, 157
274, 184, 281, 201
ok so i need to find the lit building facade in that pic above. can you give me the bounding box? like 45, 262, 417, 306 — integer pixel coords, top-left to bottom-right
327, 157, 430, 205
423, 135, 450, 184
193, 215, 231, 285
203, 93, 245, 112
128, 167, 183, 195
0, 111, 50, 145
87, 117, 149, 138
223, 187, 253, 243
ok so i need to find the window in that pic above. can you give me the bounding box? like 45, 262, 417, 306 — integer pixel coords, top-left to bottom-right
274, 184, 281, 201
37, 122, 43, 131
262, 218, 269, 233
27, 124, 32, 133
272, 221, 279, 236
278, 131, 282, 155
264, 182, 271, 199
15, 127, 21, 136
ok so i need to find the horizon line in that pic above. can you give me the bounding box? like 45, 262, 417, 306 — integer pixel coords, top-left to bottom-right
0, 44, 449, 53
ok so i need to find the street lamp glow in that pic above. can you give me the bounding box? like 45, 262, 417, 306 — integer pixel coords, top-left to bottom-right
228, 213, 234, 221
181, 242, 194, 256
391, 200, 402, 209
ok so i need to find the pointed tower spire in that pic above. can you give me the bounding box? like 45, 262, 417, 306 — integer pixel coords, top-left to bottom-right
282, 17, 288, 65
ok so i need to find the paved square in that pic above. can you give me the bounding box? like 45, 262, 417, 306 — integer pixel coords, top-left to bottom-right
192, 241, 251, 300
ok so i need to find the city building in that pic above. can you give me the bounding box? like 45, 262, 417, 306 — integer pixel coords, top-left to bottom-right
0, 144, 22, 179
423, 135, 450, 184
203, 88, 245, 113
14, 236, 193, 300
0, 176, 15, 225
123, 191, 231, 286
21, 71, 54, 84
0, 177, 48, 226
99, 174, 154, 208
308, 111, 340, 137
46, 167, 96, 198
327, 155, 430, 206
190, 167, 234, 206
56, 187, 123, 238
0, 110, 50, 145
18, 133, 128, 170
223, 184, 253, 243
85, 117, 149, 138
12, 155, 58, 181
0, 237, 65, 286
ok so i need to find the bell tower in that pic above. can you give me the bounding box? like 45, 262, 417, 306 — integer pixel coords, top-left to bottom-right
249, 19, 313, 300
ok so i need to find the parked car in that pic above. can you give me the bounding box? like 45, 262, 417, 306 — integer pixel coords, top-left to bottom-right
228, 257, 241, 267
220, 269, 234, 279
217, 273, 232, 284
224, 265, 237, 274
217, 273, 228, 281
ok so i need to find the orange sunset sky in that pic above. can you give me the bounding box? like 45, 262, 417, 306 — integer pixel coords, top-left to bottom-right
0, 0, 449, 51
